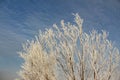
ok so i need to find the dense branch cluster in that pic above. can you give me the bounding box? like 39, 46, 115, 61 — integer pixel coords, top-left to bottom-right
17, 14, 120, 80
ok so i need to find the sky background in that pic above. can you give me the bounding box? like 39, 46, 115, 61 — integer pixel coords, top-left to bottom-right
0, 0, 120, 80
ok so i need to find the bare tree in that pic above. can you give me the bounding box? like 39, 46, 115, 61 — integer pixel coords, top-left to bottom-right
17, 14, 120, 80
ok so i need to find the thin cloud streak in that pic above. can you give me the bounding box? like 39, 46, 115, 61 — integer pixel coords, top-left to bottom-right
0, 0, 120, 80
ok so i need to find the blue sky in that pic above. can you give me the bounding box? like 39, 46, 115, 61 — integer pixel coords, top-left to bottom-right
0, 0, 120, 80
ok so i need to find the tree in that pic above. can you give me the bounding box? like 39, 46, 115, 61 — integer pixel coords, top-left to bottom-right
18, 14, 120, 80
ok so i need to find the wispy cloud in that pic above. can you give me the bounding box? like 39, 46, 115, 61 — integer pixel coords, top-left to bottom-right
0, 0, 120, 80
